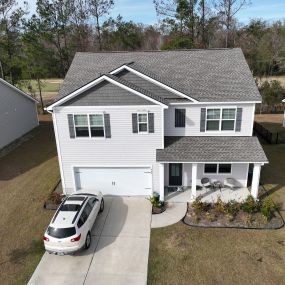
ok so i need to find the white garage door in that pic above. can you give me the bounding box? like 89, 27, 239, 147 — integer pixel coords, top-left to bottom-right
74, 167, 152, 196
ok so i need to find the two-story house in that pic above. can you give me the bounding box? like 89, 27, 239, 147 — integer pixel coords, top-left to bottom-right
47, 48, 268, 202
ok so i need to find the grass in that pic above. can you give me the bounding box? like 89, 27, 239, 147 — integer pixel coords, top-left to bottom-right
18, 79, 63, 93
148, 142, 285, 285
0, 115, 60, 285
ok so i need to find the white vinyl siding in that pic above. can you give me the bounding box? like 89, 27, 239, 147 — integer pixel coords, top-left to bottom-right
164, 103, 255, 136
53, 105, 163, 194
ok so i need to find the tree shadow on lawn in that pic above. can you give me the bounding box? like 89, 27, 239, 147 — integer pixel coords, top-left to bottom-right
0, 124, 57, 182
1, 240, 44, 266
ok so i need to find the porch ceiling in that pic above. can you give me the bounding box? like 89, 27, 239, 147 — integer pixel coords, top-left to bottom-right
156, 136, 268, 163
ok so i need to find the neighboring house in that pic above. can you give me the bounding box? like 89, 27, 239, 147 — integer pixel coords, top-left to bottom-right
47, 48, 268, 201
0, 78, 38, 149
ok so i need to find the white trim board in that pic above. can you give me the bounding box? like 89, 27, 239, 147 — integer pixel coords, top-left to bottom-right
0, 78, 39, 103
110, 65, 198, 102
47, 75, 168, 111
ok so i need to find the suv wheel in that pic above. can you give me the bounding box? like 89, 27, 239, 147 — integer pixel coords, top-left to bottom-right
99, 198, 104, 213
85, 232, 91, 250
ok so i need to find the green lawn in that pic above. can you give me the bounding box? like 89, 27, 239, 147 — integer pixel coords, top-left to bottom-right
19, 79, 63, 93
0, 115, 60, 285
148, 142, 285, 285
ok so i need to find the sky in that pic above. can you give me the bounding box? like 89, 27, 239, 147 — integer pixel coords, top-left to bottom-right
26, 0, 285, 25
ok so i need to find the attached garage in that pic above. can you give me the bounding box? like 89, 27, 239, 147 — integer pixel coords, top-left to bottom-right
74, 166, 152, 196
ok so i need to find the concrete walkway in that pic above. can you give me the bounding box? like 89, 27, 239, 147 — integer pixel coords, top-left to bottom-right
29, 197, 151, 285
151, 202, 187, 229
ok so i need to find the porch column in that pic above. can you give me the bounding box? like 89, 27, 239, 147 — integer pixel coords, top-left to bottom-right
251, 163, 262, 199
159, 163, 164, 201
191, 163, 197, 200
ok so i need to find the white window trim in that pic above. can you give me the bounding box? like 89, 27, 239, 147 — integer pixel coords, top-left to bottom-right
137, 112, 149, 134
205, 107, 237, 133
203, 163, 232, 175
73, 114, 105, 139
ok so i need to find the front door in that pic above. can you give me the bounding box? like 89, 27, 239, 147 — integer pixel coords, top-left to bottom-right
169, 163, 182, 186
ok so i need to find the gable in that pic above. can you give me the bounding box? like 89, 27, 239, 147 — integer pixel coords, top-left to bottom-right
61, 80, 155, 106
0, 79, 38, 103
116, 69, 182, 100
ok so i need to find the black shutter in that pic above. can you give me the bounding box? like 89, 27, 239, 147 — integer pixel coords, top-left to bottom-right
104, 113, 111, 138
175, 109, 185, 127
200, 108, 206, 132
132, 113, 138, 133
235, 108, 243, 132
67, 114, 75, 138
148, 113, 154, 133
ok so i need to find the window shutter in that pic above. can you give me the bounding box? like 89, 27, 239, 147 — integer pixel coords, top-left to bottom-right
200, 108, 206, 132
235, 108, 243, 132
175, 109, 185, 127
148, 113, 155, 133
132, 113, 138, 133
104, 113, 111, 138
67, 114, 75, 138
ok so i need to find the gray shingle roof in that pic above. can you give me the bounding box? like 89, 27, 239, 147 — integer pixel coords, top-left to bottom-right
156, 136, 268, 162
105, 74, 167, 105
58, 48, 261, 102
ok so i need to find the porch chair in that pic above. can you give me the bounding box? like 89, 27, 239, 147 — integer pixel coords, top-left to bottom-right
201, 177, 212, 191
224, 178, 238, 190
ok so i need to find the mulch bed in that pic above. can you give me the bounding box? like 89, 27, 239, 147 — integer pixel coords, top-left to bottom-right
152, 204, 167, 215
184, 205, 284, 229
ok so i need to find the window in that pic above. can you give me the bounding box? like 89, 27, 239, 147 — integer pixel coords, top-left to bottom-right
74, 114, 104, 138
175, 109, 186, 127
90, 114, 104, 137
204, 164, 232, 174
60, 204, 81, 212
88, 197, 98, 209
218, 164, 232, 174
74, 115, 89, 137
138, 113, 148, 133
77, 209, 88, 228
206, 108, 236, 131
204, 164, 217, 174
206, 109, 220, 131
47, 227, 76, 239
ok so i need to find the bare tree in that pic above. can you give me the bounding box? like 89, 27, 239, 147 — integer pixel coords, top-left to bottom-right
88, 0, 114, 50
214, 0, 250, 47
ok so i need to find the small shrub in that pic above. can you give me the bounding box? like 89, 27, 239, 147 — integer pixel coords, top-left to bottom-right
241, 195, 260, 214
205, 212, 216, 222
48, 192, 62, 204
226, 200, 240, 217
225, 213, 234, 222
241, 213, 254, 226
147, 195, 163, 208
192, 196, 209, 213
261, 197, 277, 221
214, 196, 227, 214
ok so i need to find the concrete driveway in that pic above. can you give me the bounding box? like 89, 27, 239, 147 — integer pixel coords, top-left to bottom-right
28, 197, 151, 285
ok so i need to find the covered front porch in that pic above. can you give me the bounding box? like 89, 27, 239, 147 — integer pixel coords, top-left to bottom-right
164, 186, 252, 203
156, 136, 268, 203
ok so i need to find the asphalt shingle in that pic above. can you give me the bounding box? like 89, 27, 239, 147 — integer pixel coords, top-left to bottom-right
58, 48, 261, 102
156, 136, 268, 162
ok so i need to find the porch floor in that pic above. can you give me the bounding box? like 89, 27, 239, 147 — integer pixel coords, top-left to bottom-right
165, 186, 251, 203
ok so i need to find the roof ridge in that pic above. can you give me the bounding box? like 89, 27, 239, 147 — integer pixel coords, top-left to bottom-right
75, 48, 239, 55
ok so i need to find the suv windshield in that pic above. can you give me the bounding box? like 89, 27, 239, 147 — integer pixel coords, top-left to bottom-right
47, 227, 76, 238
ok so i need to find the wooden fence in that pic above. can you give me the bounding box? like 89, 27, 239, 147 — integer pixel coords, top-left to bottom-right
254, 122, 285, 144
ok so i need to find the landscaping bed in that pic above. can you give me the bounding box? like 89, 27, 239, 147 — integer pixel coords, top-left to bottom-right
184, 196, 284, 229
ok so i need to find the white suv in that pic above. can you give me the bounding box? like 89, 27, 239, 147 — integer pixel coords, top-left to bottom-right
43, 192, 104, 255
